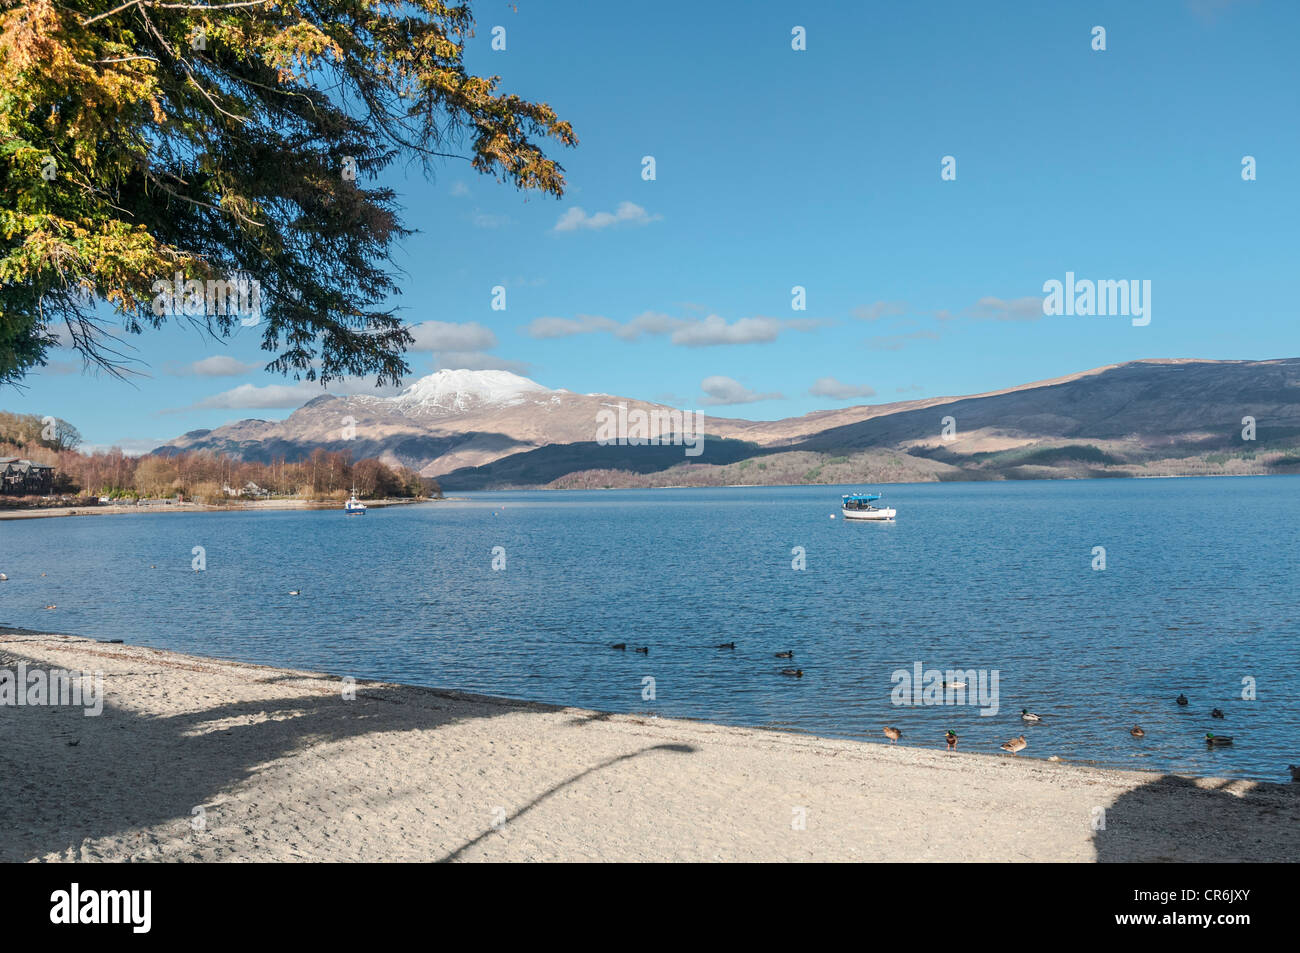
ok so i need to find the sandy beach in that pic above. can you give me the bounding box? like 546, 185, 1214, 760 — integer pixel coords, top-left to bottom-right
2, 630, 1296, 862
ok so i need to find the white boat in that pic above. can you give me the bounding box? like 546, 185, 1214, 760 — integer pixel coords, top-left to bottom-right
344, 491, 367, 515
841, 492, 895, 521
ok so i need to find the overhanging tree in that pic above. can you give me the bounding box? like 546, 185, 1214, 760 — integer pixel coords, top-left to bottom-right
0, 0, 575, 385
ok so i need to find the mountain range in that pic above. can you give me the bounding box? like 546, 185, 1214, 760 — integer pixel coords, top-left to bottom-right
156, 359, 1300, 489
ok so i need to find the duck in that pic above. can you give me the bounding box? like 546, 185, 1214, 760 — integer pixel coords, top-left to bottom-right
942, 680, 966, 690
945, 730, 957, 751
1289, 765, 1299, 782
1020, 708, 1043, 723
1204, 733, 1233, 747
43, 604, 56, 610
1176, 693, 1188, 706
1130, 726, 1146, 738
634, 646, 649, 655
714, 642, 735, 649
774, 651, 793, 659
780, 668, 803, 678
0, 573, 8, 581
289, 590, 300, 596
1000, 735, 1028, 754
610, 643, 626, 650
883, 726, 901, 743
1211, 708, 1225, 719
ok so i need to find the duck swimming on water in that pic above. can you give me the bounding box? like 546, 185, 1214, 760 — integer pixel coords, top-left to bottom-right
1130, 726, 1146, 738
1176, 694, 1189, 706
780, 668, 803, 678
714, 642, 735, 649
1211, 708, 1225, 719
774, 651, 793, 659
1205, 733, 1233, 747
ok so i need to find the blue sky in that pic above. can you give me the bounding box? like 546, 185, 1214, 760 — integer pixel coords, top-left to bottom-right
12, 0, 1299, 451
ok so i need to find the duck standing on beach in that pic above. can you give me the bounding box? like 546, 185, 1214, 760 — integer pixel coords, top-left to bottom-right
1205, 733, 1233, 747
780, 668, 803, 678
883, 726, 901, 743
1000, 735, 1028, 754
1021, 708, 1043, 723
1176, 693, 1188, 706
1211, 708, 1225, 719
1130, 726, 1146, 738
945, 730, 957, 751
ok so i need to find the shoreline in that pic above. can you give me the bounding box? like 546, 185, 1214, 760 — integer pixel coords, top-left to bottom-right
2, 630, 1296, 862
0, 497, 442, 521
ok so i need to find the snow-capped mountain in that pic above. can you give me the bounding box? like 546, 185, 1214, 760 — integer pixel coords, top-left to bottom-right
387, 369, 557, 415
157, 368, 747, 477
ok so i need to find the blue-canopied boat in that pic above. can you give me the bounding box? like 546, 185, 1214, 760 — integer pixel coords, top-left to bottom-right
841, 492, 895, 521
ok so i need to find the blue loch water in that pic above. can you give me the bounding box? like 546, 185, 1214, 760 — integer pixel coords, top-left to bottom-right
1, 476, 1296, 781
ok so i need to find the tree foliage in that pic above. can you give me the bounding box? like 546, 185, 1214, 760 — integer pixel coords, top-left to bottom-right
0, 0, 575, 385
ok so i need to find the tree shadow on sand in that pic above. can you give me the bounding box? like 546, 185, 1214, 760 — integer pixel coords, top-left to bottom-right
0, 652, 530, 862
1092, 773, 1300, 862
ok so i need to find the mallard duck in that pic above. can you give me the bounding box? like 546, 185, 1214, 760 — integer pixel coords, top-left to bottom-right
780, 668, 803, 678
941, 680, 966, 690
1000, 735, 1028, 754
945, 730, 957, 750
1211, 708, 1224, 719
43, 604, 56, 610
774, 651, 793, 659
634, 646, 649, 655
714, 642, 735, 649
1130, 726, 1145, 738
289, 589, 300, 596
610, 643, 626, 650
1021, 709, 1043, 723
1205, 733, 1233, 747
883, 726, 901, 743
1176, 693, 1188, 706
0, 573, 8, 581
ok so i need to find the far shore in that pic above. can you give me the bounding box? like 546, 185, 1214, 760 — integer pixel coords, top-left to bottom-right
2, 630, 1296, 862
0, 497, 444, 521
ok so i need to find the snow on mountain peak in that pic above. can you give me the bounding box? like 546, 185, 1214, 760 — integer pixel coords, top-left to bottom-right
394, 369, 552, 413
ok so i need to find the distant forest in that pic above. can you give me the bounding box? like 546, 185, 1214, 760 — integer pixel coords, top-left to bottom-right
0, 411, 438, 503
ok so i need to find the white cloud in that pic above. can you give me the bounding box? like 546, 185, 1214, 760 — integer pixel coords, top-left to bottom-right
971, 296, 1042, 322
853, 301, 908, 322
809, 377, 876, 400
699, 375, 784, 406
471, 210, 514, 229
671, 315, 785, 347
174, 378, 402, 412
553, 201, 661, 233
866, 330, 940, 352
526, 314, 620, 339
406, 320, 498, 352
524, 311, 820, 347
165, 355, 258, 377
